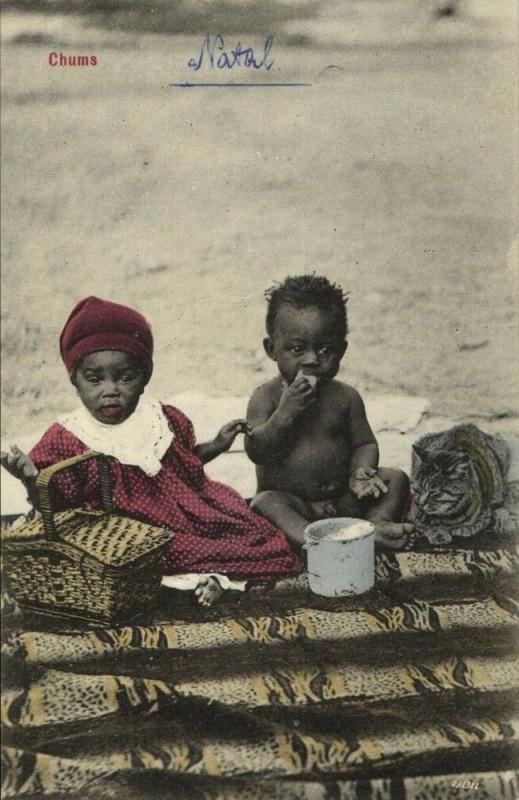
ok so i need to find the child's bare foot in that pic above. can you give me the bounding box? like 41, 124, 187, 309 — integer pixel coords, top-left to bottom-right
195, 576, 224, 607
373, 521, 414, 550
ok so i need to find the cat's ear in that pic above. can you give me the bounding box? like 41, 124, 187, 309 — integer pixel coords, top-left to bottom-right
412, 444, 427, 463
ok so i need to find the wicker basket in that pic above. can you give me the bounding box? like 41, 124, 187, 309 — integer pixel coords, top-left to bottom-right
1, 451, 174, 624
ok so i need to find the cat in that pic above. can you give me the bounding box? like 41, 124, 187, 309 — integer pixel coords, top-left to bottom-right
409, 424, 515, 545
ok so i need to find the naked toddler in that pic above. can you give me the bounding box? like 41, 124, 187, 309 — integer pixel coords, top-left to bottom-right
245, 275, 414, 550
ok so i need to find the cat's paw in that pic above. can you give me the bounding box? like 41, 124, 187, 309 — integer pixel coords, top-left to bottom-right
423, 528, 452, 546
494, 507, 518, 536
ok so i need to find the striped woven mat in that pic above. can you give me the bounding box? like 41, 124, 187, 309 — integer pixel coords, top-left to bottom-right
2, 540, 519, 799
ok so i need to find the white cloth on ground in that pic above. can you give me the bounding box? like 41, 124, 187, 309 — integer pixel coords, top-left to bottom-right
161, 574, 247, 592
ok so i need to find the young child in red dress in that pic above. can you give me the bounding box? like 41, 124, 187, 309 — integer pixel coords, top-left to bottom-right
1, 297, 301, 605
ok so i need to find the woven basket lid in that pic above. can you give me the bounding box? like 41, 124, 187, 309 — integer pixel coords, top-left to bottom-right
2, 510, 173, 567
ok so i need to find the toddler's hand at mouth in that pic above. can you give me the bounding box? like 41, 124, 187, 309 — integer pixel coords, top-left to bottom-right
299, 370, 318, 389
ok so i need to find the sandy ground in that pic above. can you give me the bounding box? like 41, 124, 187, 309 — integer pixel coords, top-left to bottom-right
1, 1, 517, 443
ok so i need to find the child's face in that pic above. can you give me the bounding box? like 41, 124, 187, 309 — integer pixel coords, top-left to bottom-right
74, 350, 147, 425
264, 303, 347, 384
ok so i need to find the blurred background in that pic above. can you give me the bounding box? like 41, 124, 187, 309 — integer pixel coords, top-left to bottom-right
1, 0, 517, 440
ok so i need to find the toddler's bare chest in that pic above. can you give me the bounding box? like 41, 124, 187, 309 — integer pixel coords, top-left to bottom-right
283, 405, 348, 450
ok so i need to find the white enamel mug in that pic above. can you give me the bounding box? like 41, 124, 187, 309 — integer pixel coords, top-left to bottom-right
303, 517, 375, 597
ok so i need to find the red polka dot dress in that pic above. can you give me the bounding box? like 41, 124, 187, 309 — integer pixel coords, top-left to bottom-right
30, 405, 302, 580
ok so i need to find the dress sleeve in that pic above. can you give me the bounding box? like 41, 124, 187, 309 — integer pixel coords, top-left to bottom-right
30, 424, 85, 469
161, 405, 197, 452
29, 424, 90, 510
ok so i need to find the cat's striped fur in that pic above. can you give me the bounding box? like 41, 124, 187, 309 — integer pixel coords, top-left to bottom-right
410, 424, 513, 544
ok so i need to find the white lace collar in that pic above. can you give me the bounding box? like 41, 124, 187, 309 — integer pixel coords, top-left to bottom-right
58, 396, 174, 476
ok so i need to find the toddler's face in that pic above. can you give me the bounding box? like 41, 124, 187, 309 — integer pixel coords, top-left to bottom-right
265, 303, 346, 384
74, 350, 147, 425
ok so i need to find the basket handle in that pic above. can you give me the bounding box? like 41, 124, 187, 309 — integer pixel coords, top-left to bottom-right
36, 451, 113, 540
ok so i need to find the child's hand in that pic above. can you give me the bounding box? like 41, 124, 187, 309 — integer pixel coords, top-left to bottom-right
349, 466, 388, 500
214, 419, 252, 452
278, 373, 317, 419
0, 445, 38, 482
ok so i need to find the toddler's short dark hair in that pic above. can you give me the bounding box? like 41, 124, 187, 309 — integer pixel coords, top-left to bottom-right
265, 275, 349, 339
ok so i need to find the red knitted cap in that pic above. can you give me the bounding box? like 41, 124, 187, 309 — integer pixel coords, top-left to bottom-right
60, 296, 153, 374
